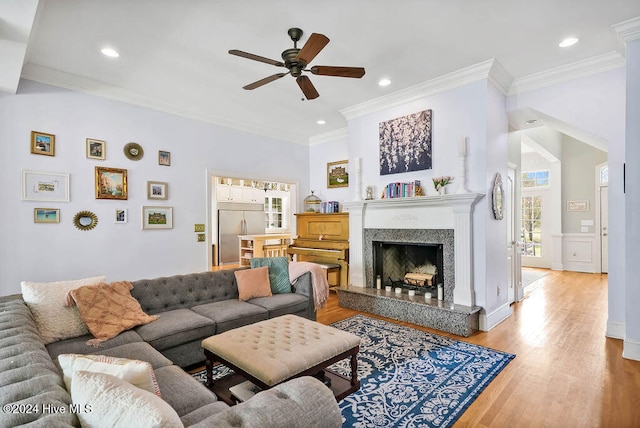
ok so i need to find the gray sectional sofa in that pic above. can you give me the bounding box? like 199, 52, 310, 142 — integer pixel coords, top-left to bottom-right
0, 268, 342, 427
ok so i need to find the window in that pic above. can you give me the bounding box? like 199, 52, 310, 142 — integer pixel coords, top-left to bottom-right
522, 170, 549, 188
521, 195, 542, 257
599, 165, 609, 185
264, 196, 285, 229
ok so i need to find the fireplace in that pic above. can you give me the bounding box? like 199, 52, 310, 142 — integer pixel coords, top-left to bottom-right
364, 228, 455, 301
373, 241, 443, 294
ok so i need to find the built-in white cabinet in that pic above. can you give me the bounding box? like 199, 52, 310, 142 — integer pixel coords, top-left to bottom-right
217, 185, 244, 202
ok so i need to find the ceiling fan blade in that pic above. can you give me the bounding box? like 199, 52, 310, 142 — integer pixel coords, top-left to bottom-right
310, 66, 366, 78
229, 49, 284, 67
295, 33, 329, 64
296, 75, 319, 100
243, 73, 288, 90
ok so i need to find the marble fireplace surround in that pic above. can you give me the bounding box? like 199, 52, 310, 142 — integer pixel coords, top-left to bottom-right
344, 193, 484, 307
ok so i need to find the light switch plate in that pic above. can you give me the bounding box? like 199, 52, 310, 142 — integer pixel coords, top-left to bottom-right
581, 220, 594, 226
581, 226, 589, 232
197, 233, 205, 242
194, 224, 205, 232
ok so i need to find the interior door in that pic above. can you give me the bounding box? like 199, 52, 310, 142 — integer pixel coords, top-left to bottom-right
506, 166, 521, 303
600, 186, 609, 273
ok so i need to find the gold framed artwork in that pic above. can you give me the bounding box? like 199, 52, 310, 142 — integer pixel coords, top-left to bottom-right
327, 160, 349, 188
95, 166, 128, 200
147, 181, 168, 200
34, 208, 60, 223
31, 131, 55, 156
158, 150, 171, 166
142, 206, 173, 230
86, 138, 106, 160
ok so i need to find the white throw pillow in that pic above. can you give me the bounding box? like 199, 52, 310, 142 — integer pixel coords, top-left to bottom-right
70, 371, 183, 428
58, 354, 160, 396
21, 275, 106, 344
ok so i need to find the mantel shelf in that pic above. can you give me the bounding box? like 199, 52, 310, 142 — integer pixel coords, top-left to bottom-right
343, 192, 485, 210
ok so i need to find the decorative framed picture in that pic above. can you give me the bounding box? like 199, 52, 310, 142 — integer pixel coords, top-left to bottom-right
115, 208, 128, 224
86, 138, 106, 160
158, 150, 171, 166
327, 160, 349, 188
95, 166, 128, 200
34, 208, 60, 223
567, 200, 589, 212
147, 181, 168, 200
22, 170, 70, 202
379, 109, 433, 175
31, 131, 55, 156
142, 206, 173, 230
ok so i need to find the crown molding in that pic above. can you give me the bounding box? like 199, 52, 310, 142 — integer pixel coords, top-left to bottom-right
487, 59, 512, 96
508, 51, 625, 95
613, 16, 640, 43
308, 127, 348, 145
340, 59, 497, 120
20, 63, 309, 145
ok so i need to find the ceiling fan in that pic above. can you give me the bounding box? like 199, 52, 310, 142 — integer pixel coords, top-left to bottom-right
229, 28, 365, 100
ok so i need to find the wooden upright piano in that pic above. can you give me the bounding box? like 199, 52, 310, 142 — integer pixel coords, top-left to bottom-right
288, 212, 349, 287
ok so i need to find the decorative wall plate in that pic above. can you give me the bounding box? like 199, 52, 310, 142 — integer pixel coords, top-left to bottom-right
73, 210, 98, 231
123, 142, 144, 160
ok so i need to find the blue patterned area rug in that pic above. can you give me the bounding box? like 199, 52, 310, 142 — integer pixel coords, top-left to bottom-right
192, 315, 514, 427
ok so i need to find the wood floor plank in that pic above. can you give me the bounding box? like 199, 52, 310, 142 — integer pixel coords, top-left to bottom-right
317, 269, 640, 427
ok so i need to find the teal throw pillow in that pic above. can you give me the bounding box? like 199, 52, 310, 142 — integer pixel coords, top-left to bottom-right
250, 257, 291, 294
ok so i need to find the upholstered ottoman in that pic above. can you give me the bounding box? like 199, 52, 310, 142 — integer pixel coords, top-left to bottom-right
202, 314, 360, 404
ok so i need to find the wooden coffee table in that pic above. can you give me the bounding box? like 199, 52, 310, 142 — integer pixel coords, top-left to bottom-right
202, 314, 361, 405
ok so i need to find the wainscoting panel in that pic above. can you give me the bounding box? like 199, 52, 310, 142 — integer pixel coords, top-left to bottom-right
562, 233, 597, 273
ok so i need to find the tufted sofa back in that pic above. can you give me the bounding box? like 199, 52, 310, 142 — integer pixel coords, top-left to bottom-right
131, 269, 243, 315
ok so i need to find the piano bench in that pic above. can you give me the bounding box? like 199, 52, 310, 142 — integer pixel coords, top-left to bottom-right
316, 263, 341, 287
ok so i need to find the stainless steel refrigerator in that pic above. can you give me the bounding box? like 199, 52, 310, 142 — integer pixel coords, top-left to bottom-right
217, 202, 265, 265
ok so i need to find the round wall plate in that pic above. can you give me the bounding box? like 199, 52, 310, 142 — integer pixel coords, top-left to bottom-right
124, 142, 144, 160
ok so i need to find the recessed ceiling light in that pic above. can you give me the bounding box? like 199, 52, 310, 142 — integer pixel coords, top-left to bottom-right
378, 78, 391, 87
101, 47, 120, 58
558, 37, 579, 48
525, 119, 538, 125
317, 120, 326, 125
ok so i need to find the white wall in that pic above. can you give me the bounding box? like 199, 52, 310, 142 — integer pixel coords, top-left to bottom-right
624, 38, 640, 359
308, 136, 349, 206
506, 68, 627, 338
0, 80, 310, 296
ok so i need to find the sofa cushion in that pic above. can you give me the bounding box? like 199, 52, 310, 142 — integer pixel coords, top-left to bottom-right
250, 257, 292, 294
46, 330, 144, 363
71, 370, 183, 428
191, 300, 268, 333
83, 342, 173, 369
66, 281, 158, 345
58, 353, 161, 396
235, 267, 272, 301
20, 275, 106, 344
247, 293, 310, 318
180, 401, 231, 426
153, 364, 219, 417
134, 308, 215, 351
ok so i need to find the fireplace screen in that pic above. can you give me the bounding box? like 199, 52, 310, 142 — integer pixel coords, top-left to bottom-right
373, 241, 444, 291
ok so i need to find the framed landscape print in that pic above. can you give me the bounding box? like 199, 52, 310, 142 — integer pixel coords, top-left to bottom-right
86, 138, 106, 160
34, 208, 60, 223
142, 206, 173, 230
158, 150, 171, 166
22, 170, 70, 202
147, 181, 168, 200
327, 160, 349, 188
31, 131, 55, 156
95, 166, 128, 200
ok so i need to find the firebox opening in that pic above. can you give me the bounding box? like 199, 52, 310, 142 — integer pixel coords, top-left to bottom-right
373, 241, 444, 293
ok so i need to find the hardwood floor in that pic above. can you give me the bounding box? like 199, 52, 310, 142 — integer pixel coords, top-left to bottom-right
318, 270, 640, 428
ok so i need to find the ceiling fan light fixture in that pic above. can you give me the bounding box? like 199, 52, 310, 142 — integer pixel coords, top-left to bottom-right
378, 78, 391, 87
101, 47, 120, 58
558, 37, 579, 48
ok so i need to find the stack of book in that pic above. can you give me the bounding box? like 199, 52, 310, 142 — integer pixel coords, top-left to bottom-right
383, 180, 422, 198
320, 201, 340, 213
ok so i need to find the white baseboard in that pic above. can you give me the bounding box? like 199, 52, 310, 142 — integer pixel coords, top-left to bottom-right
606, 321, 625, 339
479, 302, 512, 331
623, 338, 640, 361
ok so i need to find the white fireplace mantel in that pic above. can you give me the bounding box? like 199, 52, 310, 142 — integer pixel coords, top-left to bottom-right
343, 193, 485, 307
